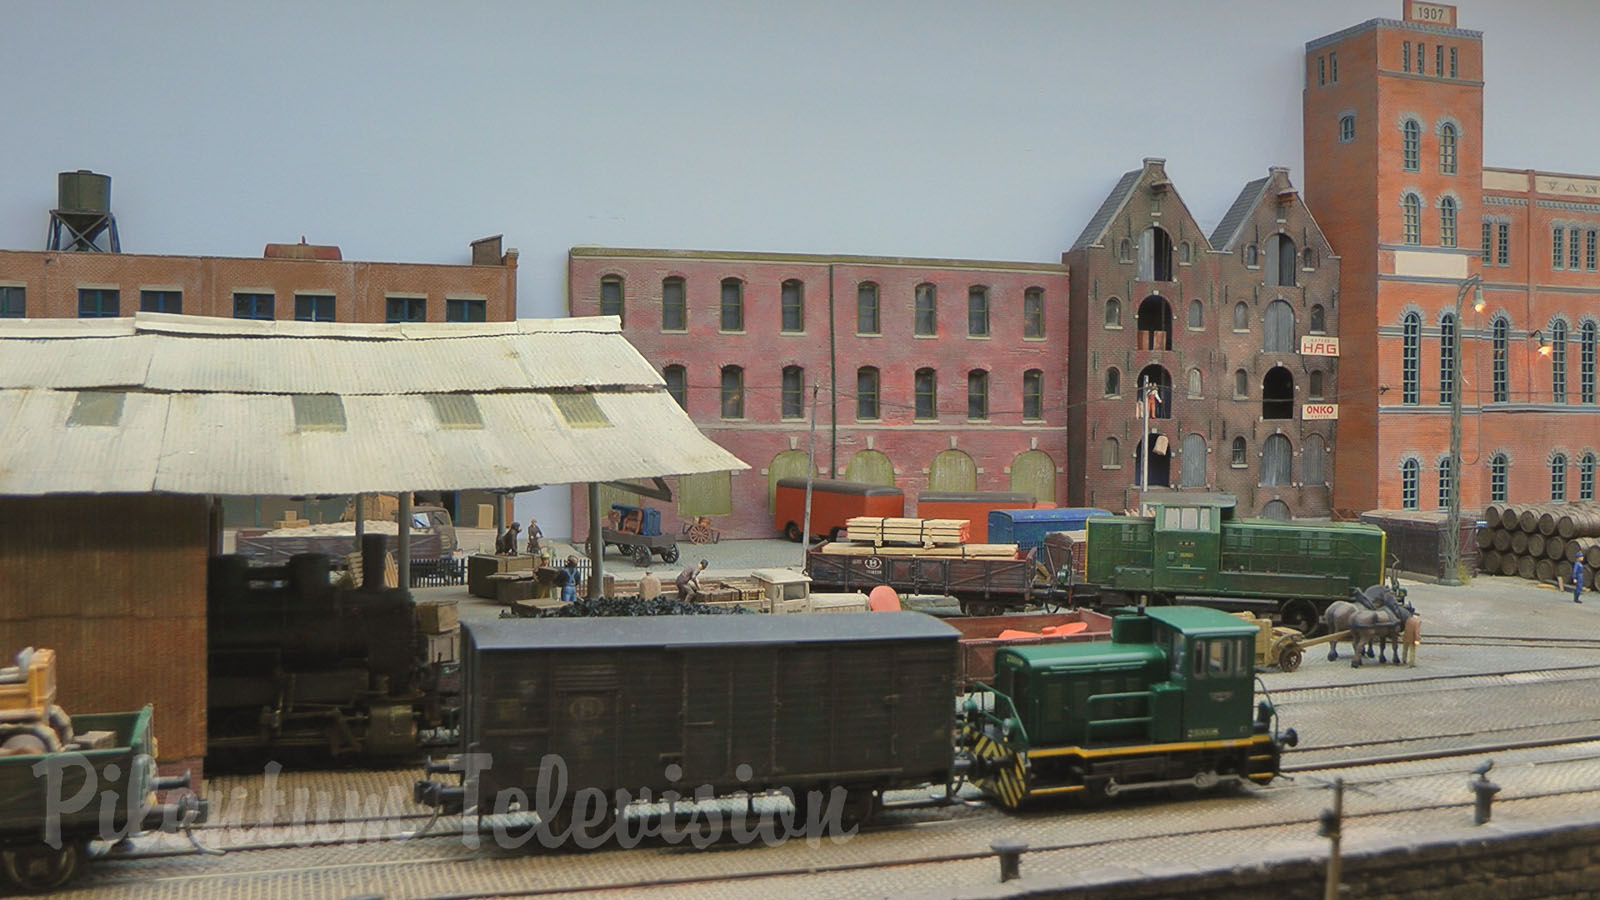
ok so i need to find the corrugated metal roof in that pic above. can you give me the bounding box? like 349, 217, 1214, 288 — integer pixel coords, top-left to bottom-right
0, 313, 745, 496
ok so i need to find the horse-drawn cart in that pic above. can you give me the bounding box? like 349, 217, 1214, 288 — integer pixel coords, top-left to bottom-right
1231, 612, 1350, 672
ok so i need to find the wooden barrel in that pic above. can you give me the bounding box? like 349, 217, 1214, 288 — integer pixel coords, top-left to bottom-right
1493, 528, 1512, 552
1547, 535, 1568, 561
1518, 554, 1537, 579
1476, 526, 1496, 550
1557, 507, 1600, 539
1528, 533, 1546, 558
1538, 510, 1559, 536
1480, 549, 1501, 574
1511, 531, 1529, 555
1500, 552, 1519, 576
1501, 506, 1522, 530
1535, 558, 1556, 582
1485, 504, 1503, 527
1519, 507, 1541, 533
1573, 539, 1600, 563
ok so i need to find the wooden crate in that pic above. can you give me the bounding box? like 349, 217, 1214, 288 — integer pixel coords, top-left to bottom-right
416, 601, 459, 634
423, 629, 460, 664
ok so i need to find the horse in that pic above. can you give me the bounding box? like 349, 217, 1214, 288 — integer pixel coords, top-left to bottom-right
1323, 591, 1415, 667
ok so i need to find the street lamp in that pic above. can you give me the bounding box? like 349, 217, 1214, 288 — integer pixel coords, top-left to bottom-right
1444, 274, 1484, 586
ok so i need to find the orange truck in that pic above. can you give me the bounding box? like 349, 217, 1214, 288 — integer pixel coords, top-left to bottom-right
915, 491, 1050, 542
773, 478, 904, 542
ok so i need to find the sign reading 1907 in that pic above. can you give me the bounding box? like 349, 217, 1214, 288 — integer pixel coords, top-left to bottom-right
1406, 2, 1456, 27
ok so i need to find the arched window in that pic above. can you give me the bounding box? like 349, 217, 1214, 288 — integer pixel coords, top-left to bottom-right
1139, 227, 1174, 282
1304, 434, 1327, 485
1440, 122, 1458, 174
1262, 434, 1293, 486
1401, 458, 1420, 509
664, 364, 687, 410
1187, 299, 1204, 329
1022, 369, 1044, 420
780, 279, 804, 332
1302, 247, 1318, 269
1180, 434, 1207, 487
1310, 304, 1326, 334
1584, 322, 1598, 404
1402, 119, 1421, 171
915, 283, 937, 336
856, 282, 880, 335
1582, 453, 1597, 501
967, 369, 989, 420
1023, 288, 1045, 338
1233, 368, 1249, 398
1438, 455, 1454, 509
1490, 453, 1509, 503
1402, 193, 1422, 245
1187, 368, 1203, 398
1309, 370, 1325, 400
856, 367, 880, 420
967, 286, 990, 337
1244, 244, 1259, 267
720, 365, 744, 418
1440, 196, 1458, 247
781, 365, 805, 419
1263, 299, 1296, 351
1119, 239, 1132, 263
1105, 367, 1121, 397
1492, 317, 1510, 402
914, 368, 938, 420
1267, 234, 1297, 287
1104, 297, 1122, 328
1439, 313, 1457, 405
1231, 436, 1247, 467
1262, 366, 1295, 420
1261, 500, 1291, 521
600, 275, 625, 326
1101, 437, 1121, 469
1179, 241, 1192, 264
1339, 114, 1355, 142
1136, 295, 1173, 350
1553, 319, 1569, 403
1137, 365, 1173, 418
720, 278, 744, 331
1552, 453, 1569, 502
1233, 301, 1250, 331
662, 277, 686, 331
1402, 312, 1421, 404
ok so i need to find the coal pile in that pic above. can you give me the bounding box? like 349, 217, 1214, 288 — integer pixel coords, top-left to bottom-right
537, 595, 754, 617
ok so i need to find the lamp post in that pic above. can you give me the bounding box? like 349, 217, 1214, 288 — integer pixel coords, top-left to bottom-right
1445, 274, 1484, 586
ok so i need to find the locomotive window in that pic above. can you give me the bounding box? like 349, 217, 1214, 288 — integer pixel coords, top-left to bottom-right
1164, 508, 1182, 530
1198, 507, 1212, 530
1208, 640, 1231, 677
1180, 507, 1199, 530
1192, 640, 1207, 678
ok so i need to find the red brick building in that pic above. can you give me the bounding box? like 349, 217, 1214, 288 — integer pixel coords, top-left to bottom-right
1306, 2, 1598, 517
567, 248, 1070, 539
1065, 160, 1340, 518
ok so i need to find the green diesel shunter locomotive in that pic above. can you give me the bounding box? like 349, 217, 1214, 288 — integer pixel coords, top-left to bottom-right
1078, 495, 1386, 635
958, 606, 1296, 808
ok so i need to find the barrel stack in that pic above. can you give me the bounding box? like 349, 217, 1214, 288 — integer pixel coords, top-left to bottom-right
1479, 502, 1600, 589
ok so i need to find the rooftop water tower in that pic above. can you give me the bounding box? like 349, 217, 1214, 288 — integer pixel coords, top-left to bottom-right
47, 170, 120, 252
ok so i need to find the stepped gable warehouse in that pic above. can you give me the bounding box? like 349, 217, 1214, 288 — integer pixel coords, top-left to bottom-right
0, 312, 747, 774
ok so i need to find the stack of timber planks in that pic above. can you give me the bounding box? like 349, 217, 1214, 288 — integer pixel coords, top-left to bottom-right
845, 517, 971, 547
1479, 502, 1600, 589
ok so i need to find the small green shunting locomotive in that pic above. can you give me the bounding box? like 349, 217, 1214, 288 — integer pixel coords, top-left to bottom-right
958, 606, 1297, 808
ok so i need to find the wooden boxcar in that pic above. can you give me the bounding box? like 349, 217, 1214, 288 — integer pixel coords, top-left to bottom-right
773, 478, 904, 542
805, 545, 1038, 616
1079, 497, 1386, 634
915, 492, 1043, 542
421, 613, 959, 841
949, 610, 1113, 691
987, 507, 1112, 551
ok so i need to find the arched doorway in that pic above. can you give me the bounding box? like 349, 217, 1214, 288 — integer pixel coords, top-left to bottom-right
1179, 433, 1207, 488
1262, 366, 1295, 420
1010, 450, 1055, 503
1136, 296, 1173, 350
1261, 499, 1292, 521
768, 450, 815, 512
1134, 433, 1172, 488
1262, 434, 1293, 486
929, 449, 977, 492
1137, 364, 1173, 418
1139, 227, 1173, 282
845, 449, 896, 486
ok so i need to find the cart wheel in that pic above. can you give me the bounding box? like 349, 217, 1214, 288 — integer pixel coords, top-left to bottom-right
1278, 646, 1304, 673
662, 545, 680, 564
784, 522, 803, 543
2, 840, 84, 891
631, 546, 651, 567
1282, 599, 1321, 638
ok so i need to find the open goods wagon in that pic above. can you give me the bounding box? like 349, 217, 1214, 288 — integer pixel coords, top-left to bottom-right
805, 545, 1041, 616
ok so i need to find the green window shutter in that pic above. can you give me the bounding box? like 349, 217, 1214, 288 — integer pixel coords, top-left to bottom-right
928, 450, 977, 492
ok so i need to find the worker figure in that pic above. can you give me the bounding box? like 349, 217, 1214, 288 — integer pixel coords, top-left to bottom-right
525, 518, 544, 558
676, 559, 709, 603
559, 556, 581, 603
1574, 553, 1586, 604
495, 521, 521, 556
638, 568, 662, 601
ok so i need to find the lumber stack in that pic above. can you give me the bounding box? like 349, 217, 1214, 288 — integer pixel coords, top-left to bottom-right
818, 541, 1019, 558
1480, 501, 1600, 590
846, 517, 970, 547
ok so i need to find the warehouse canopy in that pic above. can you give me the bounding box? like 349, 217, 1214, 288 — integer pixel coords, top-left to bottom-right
0, 313, 747, 495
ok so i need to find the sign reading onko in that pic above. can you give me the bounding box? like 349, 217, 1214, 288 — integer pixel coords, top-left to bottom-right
1302, 403, 1339, 420
1300, 335, 1340, 357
